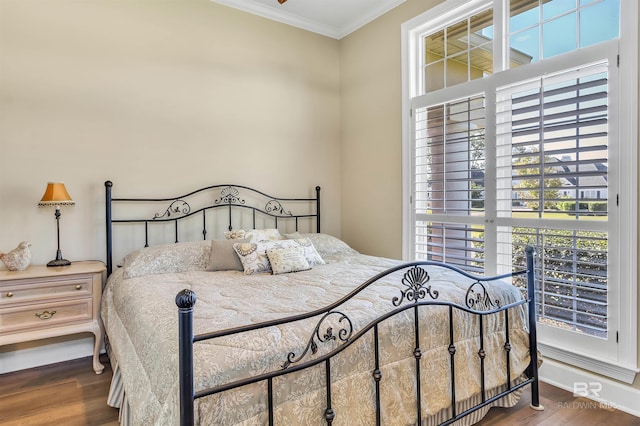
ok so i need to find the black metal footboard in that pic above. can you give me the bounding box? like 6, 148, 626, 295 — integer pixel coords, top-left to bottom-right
176, 246, 542, 425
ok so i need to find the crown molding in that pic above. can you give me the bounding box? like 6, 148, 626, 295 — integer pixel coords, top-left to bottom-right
211, 0, 406, 39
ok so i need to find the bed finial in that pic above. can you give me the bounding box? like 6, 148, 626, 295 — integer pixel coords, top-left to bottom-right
175, 289, 197, 309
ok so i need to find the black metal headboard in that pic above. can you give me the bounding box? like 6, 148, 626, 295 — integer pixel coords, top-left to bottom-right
105, 181, 321, 276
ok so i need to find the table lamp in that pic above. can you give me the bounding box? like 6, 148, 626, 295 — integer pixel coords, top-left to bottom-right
38, 182, 75, 267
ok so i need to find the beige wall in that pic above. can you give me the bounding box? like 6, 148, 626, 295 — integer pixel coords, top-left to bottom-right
0, 0, 341, 268
339, 0, 442, 259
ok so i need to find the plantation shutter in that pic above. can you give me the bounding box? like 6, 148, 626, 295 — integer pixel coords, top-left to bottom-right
413, 94, 487, 272
495, 61, 610, 338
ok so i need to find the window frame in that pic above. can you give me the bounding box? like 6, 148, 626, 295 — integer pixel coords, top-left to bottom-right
401, 0, 638, 382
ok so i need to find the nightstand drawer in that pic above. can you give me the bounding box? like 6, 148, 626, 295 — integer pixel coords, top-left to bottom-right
0, 276, 93, 306
0, 298, 93, 335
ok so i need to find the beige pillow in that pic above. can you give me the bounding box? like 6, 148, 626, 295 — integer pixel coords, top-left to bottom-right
285, 233, 357, 256
266, 246, 311, 275
122, 240, 210, 279
207, 238, 248, 271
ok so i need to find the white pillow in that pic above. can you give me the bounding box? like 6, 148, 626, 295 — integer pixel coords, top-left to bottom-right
224, 228, 284, 242
289, 238, 325, 266
233, 238, 323, 275
266, 246, 310, 275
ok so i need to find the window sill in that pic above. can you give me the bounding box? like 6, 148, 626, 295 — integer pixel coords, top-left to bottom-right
539, 342, 639, 384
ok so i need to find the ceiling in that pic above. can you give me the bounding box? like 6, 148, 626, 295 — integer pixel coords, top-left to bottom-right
212, 0, 407, 39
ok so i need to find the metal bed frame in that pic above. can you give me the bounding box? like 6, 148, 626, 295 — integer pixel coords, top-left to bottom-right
104, 181, 543, 426
105, 180, 320, 276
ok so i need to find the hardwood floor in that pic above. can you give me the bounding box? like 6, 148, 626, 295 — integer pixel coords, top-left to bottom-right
478, 383, 640, 426
1, 355, 638, 425
0, 355, 118, 426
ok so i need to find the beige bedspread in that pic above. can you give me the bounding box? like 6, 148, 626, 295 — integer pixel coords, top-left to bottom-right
101, 252, 531, 425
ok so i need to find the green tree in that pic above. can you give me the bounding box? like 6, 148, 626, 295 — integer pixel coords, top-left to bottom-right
469, 129, 485, 209
513, 152, 563, 211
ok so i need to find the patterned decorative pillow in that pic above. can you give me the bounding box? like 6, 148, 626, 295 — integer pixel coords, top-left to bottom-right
289, 238, 325, 266
266, 246, 310, 275
224, 228, 284, 242
233, 238, 323, 275
123, 240, 211, 279
233, 241, 272, 275
285, 233, 357, 257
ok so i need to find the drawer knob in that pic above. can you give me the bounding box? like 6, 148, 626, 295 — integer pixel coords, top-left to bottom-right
75, 285, 82, 290
35, 310, 57, 320
6, 292, 12, 298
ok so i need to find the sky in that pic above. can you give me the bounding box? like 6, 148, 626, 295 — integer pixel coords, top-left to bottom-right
484, 0, 619, 63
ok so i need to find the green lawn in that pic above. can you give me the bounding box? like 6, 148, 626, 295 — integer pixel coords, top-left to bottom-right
510, 210, 607, 221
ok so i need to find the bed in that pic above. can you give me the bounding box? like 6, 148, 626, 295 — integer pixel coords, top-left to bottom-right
101, 181, 543, 426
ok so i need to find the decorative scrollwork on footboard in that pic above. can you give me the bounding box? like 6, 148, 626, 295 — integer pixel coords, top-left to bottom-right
265, 200, 292, 217
282, 311, 353, 369
465, 281, 501, 310
215, 186, 246, 205
153, 200, 190, 220
392, 266, 439, 306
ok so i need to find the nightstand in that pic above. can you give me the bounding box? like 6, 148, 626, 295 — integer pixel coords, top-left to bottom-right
0, 261, 106, 374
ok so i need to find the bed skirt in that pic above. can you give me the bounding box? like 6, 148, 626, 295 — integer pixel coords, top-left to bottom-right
107, 360, 133, 425
106, 358, 524, 426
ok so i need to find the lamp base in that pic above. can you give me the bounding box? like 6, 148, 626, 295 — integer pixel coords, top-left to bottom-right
47, 249, 71, 267
47, 258, 71, 267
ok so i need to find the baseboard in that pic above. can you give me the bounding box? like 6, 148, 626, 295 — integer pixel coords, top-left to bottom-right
0, 336, 94, 374
539, 357, 640, 418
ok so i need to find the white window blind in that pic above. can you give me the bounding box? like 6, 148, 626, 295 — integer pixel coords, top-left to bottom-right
414, 94, 487, 272
495, 61, 609, 338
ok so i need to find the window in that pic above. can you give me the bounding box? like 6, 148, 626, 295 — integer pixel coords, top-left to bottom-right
509, 0, 621, 62
402, 0, 637, 381
423, 9, 495, 91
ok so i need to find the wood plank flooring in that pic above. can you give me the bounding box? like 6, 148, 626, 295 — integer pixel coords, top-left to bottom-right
0, 355, 118, 426
479, 382, 640, 426
1, 355, 638, 425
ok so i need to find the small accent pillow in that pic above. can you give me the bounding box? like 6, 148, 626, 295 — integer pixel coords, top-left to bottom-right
266, 246, 310, 275
123, 240, 210, 279
233, 241, 271, 275
289, 238, 325, 266
285, 233, 357, 257
233, 238, 323, 275
207, 238, 249, 272
224, 228, 284, 242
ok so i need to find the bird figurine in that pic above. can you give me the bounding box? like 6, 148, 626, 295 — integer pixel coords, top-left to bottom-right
0, 241, 32, 271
